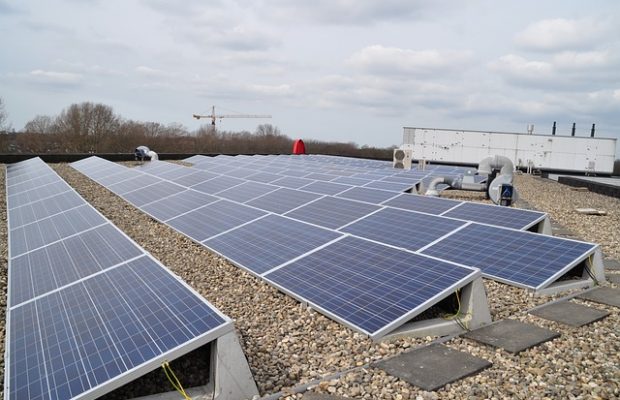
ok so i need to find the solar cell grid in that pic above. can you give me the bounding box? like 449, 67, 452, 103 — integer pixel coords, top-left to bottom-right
216, 181, 279, 203
97, 170, 141, 186
442, 202, 545, 230
122, 181, 186, 207
422, 224, 596, 289
265, 236, 476, 338
298, 181, 353, 196
302, 172, 338, 181
336, 187, 400, 204
363, 180, 413, 192
172, 170, 219, 187
204, 214, 342, 275
269, 176, 316, 189
246, 187, 322, 214
8, 181, 72, 209
245, 171, 283, 183
384, 194, 463, 215
157, 167, 198, 180
285, 196, 380, 229
107, 175, 160, 195
166, 199, 266, 242
141, 190, 219, 222
192, 175, 245, 194
8, 191, 84, 228
8, 174, 60, 194
222, 168, 257, 179
341, 208, 466, 251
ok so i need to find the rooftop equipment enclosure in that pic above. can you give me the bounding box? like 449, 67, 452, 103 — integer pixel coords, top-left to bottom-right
403, 127, 617, 174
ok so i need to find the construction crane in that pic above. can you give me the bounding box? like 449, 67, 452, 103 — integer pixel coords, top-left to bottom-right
192, 106, 271, 126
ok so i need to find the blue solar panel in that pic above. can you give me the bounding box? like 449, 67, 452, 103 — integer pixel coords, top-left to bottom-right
166, 200, 266, 242
302, 172, 338, 181
341, 208, 466, 251
10, 205, 107, 257
122, 181, 186, 207
285, 196, 380, 229
172, 170, 219, 187
204, 215, 342, 275
9, 224, 143, 307
336, 187, 400, 204
246, 187, 322, 214
191, 175, 245, 194
265, 236, 476, 338
421, 224, 596, 289
442, 202, 546, 230
245, 171, 283, 183
8, 191, 84, 228
384, 194, 463, 215
8, 181, 72, 209
141, 190, 219, 222
332, 176, 373, 186
216, 181, 279, 203
299, 181, 353, 196
8, 256, 228, 400
363, 180, 413, 192
269, 176, 316, 189
108, 175, 160, 195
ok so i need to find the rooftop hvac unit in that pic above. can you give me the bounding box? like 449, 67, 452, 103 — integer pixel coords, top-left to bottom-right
393, 149, 412, 170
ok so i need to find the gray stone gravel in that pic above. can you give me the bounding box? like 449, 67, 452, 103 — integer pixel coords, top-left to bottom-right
1, 167, 618, 400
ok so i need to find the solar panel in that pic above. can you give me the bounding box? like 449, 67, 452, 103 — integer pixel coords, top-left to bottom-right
8, 191, 84, 228
341, 208, 466, 251
302, 172, 338, 181
97, 170, 141, 186
122, 181, 186, 207
246, 187, 322, 214
107, 175, 160, 195
363, 180, 413, 192
9, 224, 143, 306
141, 190, 219, 222
7, 174, 60, 194
384, 194, 463, 215
332, 176, 373, 186
157, 167, 198, 180
264, 236, 478, 338
8, 256, 228, 400
298, 181, 353, 196
191, 175, 245, 194
223, 168, 257, 179
441, 202, 546, 230
7, 158, 233, 400
336, 187, 400, 204
204, 214, 342, 275
245, 171, 283, 183
7, 181, 72, 209
216, 181, 279, 203
166, 199, 266, 242
421, 224, 597, 289
285, 196, 380, 229
10, 204, 107, 257
172, 170, 219, 187
269, 176, 316, 189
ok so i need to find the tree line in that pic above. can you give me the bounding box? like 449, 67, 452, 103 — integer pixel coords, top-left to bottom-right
0, 100, 394, 159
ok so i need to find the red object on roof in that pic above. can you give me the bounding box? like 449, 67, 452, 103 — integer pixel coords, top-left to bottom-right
292, 139, 306, 155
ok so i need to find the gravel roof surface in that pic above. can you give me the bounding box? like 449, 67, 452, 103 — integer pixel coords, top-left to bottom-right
0, 165, 618, 399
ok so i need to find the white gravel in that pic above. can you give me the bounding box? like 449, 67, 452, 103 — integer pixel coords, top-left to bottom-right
0, 166, 618, 400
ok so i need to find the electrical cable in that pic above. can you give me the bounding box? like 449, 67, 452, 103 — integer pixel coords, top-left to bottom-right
161, 361, 192, 400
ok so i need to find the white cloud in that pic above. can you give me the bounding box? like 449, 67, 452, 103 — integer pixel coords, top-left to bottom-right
514, 18, 608, 52
28, 69, 83, 85
135, 65, 173, 78
347, 45, 473, 76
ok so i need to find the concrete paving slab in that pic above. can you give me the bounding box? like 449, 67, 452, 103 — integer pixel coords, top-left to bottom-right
606, 274, 620, 284
604, 259, 620, 271
578, 287, 620, 308
529, 301, 609, 327
373, 343, 491, 391
464, 319, 560, 354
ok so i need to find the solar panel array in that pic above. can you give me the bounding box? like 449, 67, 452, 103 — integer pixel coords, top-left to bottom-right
72, 156, 482, 339
6, 157, 232, 400
72, 155, 599, 338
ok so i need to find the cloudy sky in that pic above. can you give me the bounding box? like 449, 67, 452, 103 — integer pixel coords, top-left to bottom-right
1, 0, 619, 150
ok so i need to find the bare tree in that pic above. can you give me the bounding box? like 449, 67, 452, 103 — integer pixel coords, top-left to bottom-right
0, 97, 8, 131
24, 115, 55, 134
